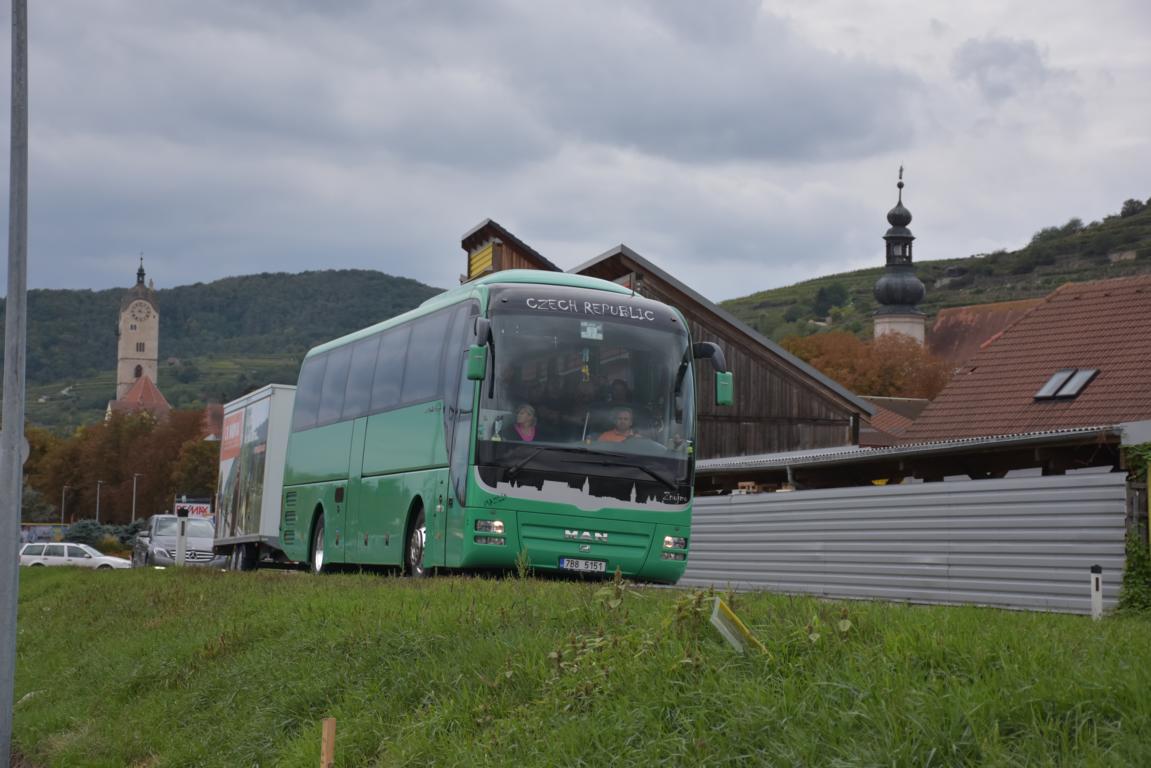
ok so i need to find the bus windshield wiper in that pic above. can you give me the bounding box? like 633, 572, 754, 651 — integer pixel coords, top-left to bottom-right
503, 444, 599, 479
504, 446, 547, 479
562, 455, 679, 491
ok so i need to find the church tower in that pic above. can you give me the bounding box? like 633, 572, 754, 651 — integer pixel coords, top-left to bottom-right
115, 258, 160, 399
873, 168, 926, 344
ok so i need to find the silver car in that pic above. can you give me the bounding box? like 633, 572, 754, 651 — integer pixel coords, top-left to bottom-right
20, 542, 132, 570
133, 515, 228, 568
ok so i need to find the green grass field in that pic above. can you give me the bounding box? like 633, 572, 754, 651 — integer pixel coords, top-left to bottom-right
12, 568, 1151, 767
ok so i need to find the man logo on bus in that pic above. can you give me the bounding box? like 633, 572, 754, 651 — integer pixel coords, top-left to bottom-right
565, 530, 608, 542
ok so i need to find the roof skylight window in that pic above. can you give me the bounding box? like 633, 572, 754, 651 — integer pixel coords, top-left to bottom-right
1035, 368, 1098, 400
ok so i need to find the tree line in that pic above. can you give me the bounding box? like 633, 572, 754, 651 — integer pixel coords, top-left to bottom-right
21, 409, 218, 526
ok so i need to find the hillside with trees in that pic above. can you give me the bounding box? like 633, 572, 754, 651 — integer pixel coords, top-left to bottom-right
722, 196, 1151, 342
0, 270, 441, 430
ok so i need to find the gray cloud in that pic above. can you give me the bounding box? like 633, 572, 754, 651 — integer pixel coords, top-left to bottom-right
0, 0, 1146, 308
951, 36, 1059, 102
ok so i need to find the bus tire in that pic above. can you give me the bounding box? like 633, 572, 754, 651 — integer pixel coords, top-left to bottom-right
405, 508, 428, 578
310, 513, 327, 575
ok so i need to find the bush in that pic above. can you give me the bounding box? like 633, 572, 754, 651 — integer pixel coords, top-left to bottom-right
1119, 532, 1151, 612
1120, 199, 1146, 218
63, 520, 106, 547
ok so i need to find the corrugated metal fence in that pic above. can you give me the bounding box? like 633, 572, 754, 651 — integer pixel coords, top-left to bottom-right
682, 473, 1128, 614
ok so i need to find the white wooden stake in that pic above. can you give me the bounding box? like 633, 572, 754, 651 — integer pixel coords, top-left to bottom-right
1090, 564, 1103, 621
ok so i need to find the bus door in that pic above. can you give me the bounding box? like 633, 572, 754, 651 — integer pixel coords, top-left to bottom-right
343, 418, 369, 562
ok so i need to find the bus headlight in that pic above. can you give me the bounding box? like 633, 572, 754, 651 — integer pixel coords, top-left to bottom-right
663, 536, 687, 550
475, 520, 505, 534
661, 552, 686, 561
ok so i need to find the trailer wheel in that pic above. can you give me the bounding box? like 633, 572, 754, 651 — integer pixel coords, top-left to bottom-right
405, 508, 428, 578
231, 544, 251, 572
310, 514, 327, 575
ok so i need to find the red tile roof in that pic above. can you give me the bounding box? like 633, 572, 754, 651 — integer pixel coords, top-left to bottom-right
928, 298, 1045, 368
108, 375, 172, 419
859, 397, 930, 447
904, 275, 1151, 441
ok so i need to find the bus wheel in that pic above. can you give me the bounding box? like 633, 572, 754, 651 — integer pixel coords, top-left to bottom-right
405, 509, 427, 578
310, 514, 326, 575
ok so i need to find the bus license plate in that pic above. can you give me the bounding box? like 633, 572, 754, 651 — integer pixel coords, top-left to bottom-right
559, 558, 606, 573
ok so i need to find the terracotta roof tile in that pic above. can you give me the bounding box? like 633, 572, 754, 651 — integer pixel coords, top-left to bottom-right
927, 298, 1045, 367
108, 375, 172, 419
904, 275, 1151, 441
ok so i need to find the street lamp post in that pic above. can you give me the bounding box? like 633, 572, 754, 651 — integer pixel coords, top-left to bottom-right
131, 474, 143, 524
59, 484, 69, 526
95, 480, 104, 524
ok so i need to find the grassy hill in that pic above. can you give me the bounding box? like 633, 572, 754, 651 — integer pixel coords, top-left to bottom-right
12, 568, 1151, 766
722, 198, 1151, 340
1, 270, 442, 430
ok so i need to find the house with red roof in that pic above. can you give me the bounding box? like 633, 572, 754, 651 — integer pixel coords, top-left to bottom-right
903, 274, 1151, 443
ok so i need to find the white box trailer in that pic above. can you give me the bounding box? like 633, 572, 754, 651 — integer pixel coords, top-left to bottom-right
214, 384, 295, 569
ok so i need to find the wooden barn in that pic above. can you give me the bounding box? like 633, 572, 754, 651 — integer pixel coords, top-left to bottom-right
460, 220, 873, 459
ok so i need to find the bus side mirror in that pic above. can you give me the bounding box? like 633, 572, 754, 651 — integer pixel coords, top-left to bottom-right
715, 371, 733, 407
466, 345, 487, 381
474, 317, 492, 346
692, 341, 728, 373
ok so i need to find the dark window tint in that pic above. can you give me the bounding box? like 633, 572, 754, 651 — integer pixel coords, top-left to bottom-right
292, 355, 328, 431
67, 545, 88, 558
343, 335, 381, 420
402, 310, 452, 403
317, 345, 353, 426
23, 544, 44, 556
371, 327, 411, 412
44, 544, 65, 557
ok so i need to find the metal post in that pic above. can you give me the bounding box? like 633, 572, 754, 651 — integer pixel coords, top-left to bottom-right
1, 1, 29, 760
131, 473, 142, 523
59, 484, 69, 526
95, 480, 104, 524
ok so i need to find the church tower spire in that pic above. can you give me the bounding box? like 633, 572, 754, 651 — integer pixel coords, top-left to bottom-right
114, 257, 160, 400
873, 167, 926, 344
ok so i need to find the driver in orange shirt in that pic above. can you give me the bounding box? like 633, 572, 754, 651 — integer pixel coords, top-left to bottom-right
597, 406, 637, 443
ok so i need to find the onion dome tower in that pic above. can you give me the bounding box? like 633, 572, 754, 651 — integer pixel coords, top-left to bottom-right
873, 167, 926, 344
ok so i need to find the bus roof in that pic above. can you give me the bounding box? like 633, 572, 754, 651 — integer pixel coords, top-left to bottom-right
305, 269, 635, 358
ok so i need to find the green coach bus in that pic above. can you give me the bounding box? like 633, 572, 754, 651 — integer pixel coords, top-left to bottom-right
279, 269, 732, 583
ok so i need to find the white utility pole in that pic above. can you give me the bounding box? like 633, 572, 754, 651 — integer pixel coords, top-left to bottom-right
1, 1, 29, 761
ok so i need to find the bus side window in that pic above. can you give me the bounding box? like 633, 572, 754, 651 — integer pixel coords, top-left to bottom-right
370, 326, 411, 413
316, 345, 353, 426
401, 309, 451, 404
342, 335, 381, 420
292, 354, 328, 432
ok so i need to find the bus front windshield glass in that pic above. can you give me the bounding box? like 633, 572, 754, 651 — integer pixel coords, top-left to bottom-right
476, 293, 695, 502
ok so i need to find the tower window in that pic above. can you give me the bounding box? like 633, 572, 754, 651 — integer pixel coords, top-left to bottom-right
136, 342, 145, 353
129, 323, 137, 331
134, 364, 143, 379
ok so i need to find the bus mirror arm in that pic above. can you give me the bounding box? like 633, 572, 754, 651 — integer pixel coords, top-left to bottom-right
692, 342, 728, 373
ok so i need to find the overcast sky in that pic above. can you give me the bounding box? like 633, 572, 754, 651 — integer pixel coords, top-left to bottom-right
1, 0, 1149, 302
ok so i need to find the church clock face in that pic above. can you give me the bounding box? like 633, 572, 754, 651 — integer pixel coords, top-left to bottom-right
129, 301, 153, 322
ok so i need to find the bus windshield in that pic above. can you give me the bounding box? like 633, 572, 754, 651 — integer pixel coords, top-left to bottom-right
475, 287, 695, 504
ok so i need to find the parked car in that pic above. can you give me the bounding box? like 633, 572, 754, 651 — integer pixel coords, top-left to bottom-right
20, 542, 131, 570
133, 514, 228, 568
